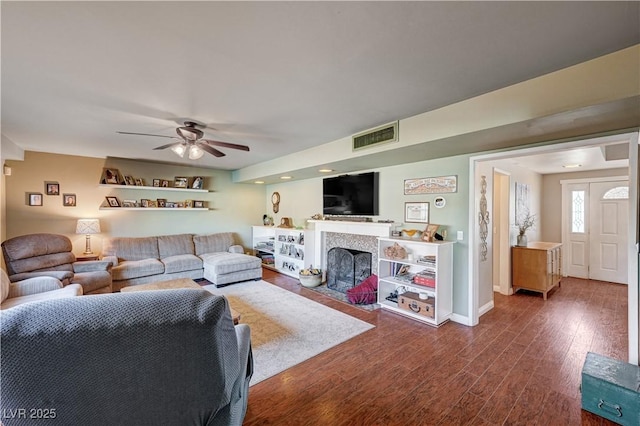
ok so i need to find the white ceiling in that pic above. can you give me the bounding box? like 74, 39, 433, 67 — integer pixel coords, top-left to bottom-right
2, 2, 639, 174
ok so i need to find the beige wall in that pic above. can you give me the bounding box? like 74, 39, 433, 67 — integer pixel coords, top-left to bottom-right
4, 152, 265, 256
541, 167, 629, 242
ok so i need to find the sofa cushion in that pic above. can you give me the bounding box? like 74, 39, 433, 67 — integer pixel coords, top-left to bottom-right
158, 234, 195, 258
112, 259, 165, 281
102, 237, 159, 262
161, 254, 203, 274
201, 253, 262, 275
1, 269, 10, 303
194, 233, 234, 256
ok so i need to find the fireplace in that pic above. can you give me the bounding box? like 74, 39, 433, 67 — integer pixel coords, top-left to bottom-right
326, 247, 372, 293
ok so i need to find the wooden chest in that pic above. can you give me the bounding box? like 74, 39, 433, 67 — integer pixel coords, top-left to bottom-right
581, 352, 640, 426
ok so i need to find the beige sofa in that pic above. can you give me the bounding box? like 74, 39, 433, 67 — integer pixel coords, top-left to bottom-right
101, 232, 262, 291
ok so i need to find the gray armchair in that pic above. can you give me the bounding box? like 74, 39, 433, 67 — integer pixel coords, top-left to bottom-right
1, 233, 112, 294
1, 268, 83, 309
1, 289, 253, 425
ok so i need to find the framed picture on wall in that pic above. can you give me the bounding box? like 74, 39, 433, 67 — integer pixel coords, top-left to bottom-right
45, 182, 60, 195
405, 202, 430, 223
28, 193, 43, 206
63, 193, 76, 207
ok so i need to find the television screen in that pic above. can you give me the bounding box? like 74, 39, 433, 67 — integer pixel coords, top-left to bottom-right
323, 172, 379, 216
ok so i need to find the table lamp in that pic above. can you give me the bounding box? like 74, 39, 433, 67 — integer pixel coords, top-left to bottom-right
76, 219, 101, 255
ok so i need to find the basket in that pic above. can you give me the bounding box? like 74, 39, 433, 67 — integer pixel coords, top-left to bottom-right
299, 273, 322, 288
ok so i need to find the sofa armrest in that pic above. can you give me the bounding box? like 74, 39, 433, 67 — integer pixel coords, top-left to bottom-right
73, 260, 113, 273
9, 271, 74, 283
234, 323, 253, 419
8, 277, 63, 298
228, 245, 244, 254
100, 255, 119, 268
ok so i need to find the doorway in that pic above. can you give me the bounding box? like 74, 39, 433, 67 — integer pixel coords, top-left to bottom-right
563, 178, 629, 284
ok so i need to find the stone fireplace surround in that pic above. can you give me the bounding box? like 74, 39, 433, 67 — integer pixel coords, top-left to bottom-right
307, 220, 395, 279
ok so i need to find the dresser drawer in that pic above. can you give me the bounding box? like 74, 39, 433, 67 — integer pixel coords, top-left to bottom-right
581, 352, 640, 426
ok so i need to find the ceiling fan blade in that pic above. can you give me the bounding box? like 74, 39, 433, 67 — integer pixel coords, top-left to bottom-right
153, 142, 183, 150
117, 131, 179, 140
202, 139, 250, 151
197, 142, 226, 157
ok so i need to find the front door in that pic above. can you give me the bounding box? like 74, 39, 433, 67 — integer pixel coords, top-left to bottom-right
588, 181, 629, 284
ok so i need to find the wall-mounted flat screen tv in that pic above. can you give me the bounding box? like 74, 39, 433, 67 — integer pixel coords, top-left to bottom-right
323, 172, 379, 216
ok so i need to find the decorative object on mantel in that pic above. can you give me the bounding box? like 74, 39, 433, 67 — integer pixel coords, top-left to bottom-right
401, 229, 422, 239
421, 224, 440, 242
515, 210, 535, 247
76, 219, 101, 255
278, 217, 293, 228
383, 242, 407, 260
311, 213, 323, 220
262, 214, 274, 226
479, 175, 490, 261
271, 192, 280, 213
299, 266, 322, 288
404, 175, 457, 195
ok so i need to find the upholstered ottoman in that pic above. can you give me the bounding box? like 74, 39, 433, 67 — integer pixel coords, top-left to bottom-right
201, 252, 262, 287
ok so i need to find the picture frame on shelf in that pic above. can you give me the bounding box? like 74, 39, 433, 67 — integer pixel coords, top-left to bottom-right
28, 193, 43, 206
405, 202, 430, 223
191, 176, 204, 189
422, 224, 440, 242
185, 200, 193, 208
135, 178, 144, 186
101, 168, 121, 185
105, 196, 120, 207
140, 199, 150, 208
152, 179, 160, 187
193, 200, 204, 208
165, 202, 175, 208
174, 176, 188, 188
63, 193, 76, 207
124, 176, 135, 186
147, 200, 158, 208
122, 199, 137, 207
45, 181, 60, 195
157, 199, 167, 207
161, 180, 170, 188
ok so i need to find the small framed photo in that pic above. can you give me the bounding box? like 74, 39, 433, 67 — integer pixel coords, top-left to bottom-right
185, 199, 193, 208
176, 202, 185, 208
193, 200, 204, 208
45, 182, 60, 195
101, 168, 121, 185
125, 175, 135, 186
422, 224, 440, 242
174, 176, 188, 188
405, 202, 430, 223
140, 199, 150, 208
135, 178, 144, 186
191, 176, 204, 189
152, 179, 161, 187
165, 202, 175, 208
161, 180, 170, 188
122, 199, 137, 207
105, 196, 120, 207
157, 199, 167, 208
28, 193, 43, 206
63, 193, 76, 207
147, 200, 158, 208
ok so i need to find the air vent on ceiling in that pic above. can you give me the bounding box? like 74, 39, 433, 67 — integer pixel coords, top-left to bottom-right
352, 121, 398, 151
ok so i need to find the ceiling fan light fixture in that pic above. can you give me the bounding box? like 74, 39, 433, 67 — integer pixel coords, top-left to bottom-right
188, 144, 205, 160
171, 144, 186, 158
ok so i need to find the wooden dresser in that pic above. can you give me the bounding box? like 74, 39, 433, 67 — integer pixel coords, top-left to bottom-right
512, 242, 562, 300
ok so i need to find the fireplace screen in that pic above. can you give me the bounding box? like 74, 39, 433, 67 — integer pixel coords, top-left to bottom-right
326, 247, 372, 293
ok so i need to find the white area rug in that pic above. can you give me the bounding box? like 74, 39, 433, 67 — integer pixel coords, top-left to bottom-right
203, 280, 374, 385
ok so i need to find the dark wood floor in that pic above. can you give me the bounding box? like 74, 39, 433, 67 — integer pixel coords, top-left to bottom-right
243, 270, 628, 425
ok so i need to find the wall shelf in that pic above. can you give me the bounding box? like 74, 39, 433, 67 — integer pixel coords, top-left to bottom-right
99, 207, 209, 211
99, 184, 209, 193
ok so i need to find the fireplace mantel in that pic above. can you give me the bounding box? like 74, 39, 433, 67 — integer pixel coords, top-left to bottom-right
307, 220, 395, 271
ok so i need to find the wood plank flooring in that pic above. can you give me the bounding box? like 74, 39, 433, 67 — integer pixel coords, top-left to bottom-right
243, 271, 628, 425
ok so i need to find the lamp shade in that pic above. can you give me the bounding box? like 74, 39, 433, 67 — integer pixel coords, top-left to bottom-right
76, 219, 101, 234
188, 144, 204, 160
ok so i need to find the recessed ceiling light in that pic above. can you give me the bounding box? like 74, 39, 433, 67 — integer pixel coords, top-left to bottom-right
319, 169, 334, 173
254, 180, 265, 184
562, 164, 582, 169
280, 176, 292, 180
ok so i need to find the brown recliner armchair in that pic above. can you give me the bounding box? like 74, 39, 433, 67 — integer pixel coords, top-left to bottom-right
1, 233, 112, 294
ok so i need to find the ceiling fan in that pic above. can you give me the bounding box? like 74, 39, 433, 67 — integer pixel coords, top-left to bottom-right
117, 121, 250, 159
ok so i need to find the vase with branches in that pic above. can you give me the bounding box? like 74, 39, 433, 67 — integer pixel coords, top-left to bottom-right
515, 211, 535, 246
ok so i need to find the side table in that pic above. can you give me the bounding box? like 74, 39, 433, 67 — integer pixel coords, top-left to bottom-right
76, 254, 99, 261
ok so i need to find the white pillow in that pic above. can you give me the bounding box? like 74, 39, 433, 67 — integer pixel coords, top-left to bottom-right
1, 269, 11, 303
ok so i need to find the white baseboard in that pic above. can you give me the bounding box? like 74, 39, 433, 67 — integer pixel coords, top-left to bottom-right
479, 300, 494, 317
450, 313, 473, 326
493, 285, 500, 292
